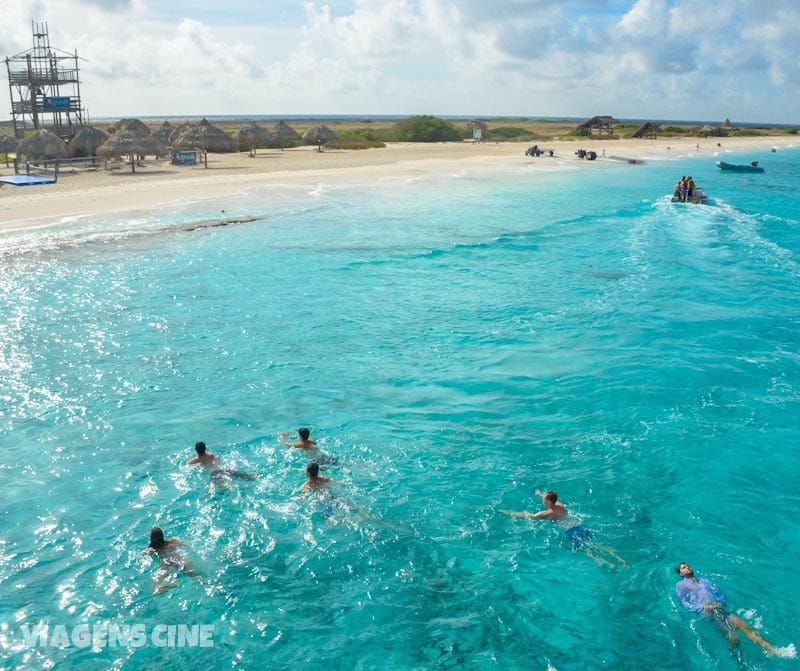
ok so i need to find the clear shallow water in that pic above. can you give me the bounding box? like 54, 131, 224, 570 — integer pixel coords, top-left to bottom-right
1, 146, 799, 670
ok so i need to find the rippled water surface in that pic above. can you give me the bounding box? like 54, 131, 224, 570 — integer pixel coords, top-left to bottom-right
1, 147, 799, 670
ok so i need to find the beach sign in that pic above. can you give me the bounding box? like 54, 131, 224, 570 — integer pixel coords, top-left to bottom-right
472, 128, 482, 142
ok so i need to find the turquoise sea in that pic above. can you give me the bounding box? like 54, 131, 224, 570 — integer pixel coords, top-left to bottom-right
1, 145, 798, 670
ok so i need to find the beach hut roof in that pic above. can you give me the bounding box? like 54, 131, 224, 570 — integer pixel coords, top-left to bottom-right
167, 123, 194, 145
17, 129, 69, 161
97, 130, 167, 158
154, 121, 175, 142
171, 118, 238, 153
0, 135, 18, 153
271, 120, 301, 140
115, 118, 151, 135
236, 122, 272, 150
69, 125, 110, 157
302, 123, 337, 144
465, 119, 488, 131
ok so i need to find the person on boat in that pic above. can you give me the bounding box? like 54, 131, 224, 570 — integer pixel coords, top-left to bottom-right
675, 562, 796, 658
499, 490, 627, 568
679, 176, 688, 202
147, 526, 201, 593
687, 176, 696, 201
673, 179, 683, 200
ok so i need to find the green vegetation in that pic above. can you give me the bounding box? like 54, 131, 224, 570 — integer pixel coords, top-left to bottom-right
485, 126, 531, 140
391, 115, 463, 142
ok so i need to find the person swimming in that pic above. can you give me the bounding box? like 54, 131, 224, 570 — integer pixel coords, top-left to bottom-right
146, 526, 201, 593
500, 490, 627, 568
280, 427, 338, 465
675, 562, 796, 658
188, 441, 259, 482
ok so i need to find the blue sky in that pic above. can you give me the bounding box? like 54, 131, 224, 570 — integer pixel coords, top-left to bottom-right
3, 0, 799, 123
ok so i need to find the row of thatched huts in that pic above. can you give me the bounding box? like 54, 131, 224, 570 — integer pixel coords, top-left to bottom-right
0, 118, 339, 165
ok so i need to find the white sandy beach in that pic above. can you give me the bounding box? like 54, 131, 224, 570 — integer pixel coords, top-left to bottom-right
0, 136, 791, 231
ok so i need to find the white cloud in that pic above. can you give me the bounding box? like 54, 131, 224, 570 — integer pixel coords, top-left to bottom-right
2, 0, 799, 122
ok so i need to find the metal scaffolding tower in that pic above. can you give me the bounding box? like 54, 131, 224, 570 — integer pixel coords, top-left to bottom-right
5, 22, 86, 139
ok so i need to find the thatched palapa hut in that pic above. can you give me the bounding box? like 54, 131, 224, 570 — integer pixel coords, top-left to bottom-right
97, 130, 167, 173
154, 121, 175, 143
171, 118, 237, 167
302, 123, 337, 146
237, 122, 272, 156
17, 129, 69, 163
631, 122, 661, 139
270, 120, 301, 148
576, 116, 616, 136
69, 126, 110, 158
0, 135, 18, 167
114, 118, 152, 135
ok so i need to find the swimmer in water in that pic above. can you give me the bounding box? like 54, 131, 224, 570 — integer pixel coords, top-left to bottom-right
675, 562, 796, 658
500, 490, 627, 568
188, 441, 259, 483
146, 526, 201, 593
279, 427, 317, 450
300, 462, 335, 497
280, 428, 338, 465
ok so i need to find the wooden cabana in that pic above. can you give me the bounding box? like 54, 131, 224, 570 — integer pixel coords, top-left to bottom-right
631, 122, 661, 139
576, 116, 616, 135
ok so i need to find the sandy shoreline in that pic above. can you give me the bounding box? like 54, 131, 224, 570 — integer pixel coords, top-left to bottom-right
0, 136, 791, 231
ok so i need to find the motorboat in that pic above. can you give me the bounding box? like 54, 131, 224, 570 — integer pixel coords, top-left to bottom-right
716, 160, 764, 173
671, 187, 708, 205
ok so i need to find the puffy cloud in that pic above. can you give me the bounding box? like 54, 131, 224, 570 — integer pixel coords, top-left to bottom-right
2, 0, 798, 121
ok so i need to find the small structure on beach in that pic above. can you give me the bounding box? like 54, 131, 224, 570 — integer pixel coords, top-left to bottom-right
631, 121, 661, 139
692, 124, 721, 138
236, 122, 272, 156
113, 118, 152, 135
154, 121, 175, 143
170, 118, 237, 167
69, 125, 110, 158
721, 118, 739, 134
576, 116, 616, 136
16, 129, 69, 163
0, 135, 18, 166
270, 120, 301, 148
302, 123, 337, 146
97, 130, 167, 173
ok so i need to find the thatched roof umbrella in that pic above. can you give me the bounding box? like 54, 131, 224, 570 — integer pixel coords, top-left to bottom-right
271, 120, 300, 148
237, 122, 272, 156
0, 135, 18, 167
154, 121, 175, 143
17, 129, 69, 163
97, 130, 167, 173
302, 123, 337, 147
115, 118, 152, 135
168, 123, 194, 145
69, 126, 110, 158
465, 119, 488, 131
171, 118, 237, 167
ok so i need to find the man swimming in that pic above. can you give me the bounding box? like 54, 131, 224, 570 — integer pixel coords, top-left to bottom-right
299, 462, 334, 497
279, 427, 317, 450
280, 428, 338, 465
146, 526, 201, 593
188, 441, 258, 481
500, 490, 627, 568
675, 562, 795, 658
